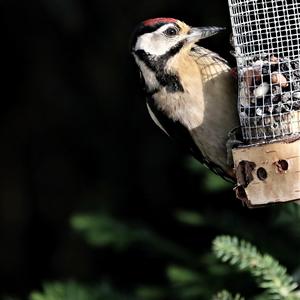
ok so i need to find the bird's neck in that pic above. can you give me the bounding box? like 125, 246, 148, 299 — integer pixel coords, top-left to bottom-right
153, 51, 205, 129
155, 49, 232, 130
134, 43, 186, 94
136, 46, 232, 130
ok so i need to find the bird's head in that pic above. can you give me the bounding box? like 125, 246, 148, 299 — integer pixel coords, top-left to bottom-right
131, 18, 224, 57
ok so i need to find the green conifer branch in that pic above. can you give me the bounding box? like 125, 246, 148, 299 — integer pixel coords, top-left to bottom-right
212, 290, 244, 300
213, 236, 299, 299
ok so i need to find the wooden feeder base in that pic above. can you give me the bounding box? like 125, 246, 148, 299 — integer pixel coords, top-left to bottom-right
232, 137, 300, 208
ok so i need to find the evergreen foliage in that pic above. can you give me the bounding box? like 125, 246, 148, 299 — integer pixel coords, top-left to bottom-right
212, 290, 244, 300
213, 236, 300, 300
27, 206, 300, 300
29, 282, 135, 300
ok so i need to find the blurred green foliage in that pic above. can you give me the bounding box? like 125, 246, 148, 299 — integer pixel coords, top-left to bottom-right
28, 205, 300, 300
29, 282, 135, 300
212, 291, 244, 300
185, 158, 231, 192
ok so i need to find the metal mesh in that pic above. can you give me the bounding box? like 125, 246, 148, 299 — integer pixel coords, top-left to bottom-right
228, 0, 300, 142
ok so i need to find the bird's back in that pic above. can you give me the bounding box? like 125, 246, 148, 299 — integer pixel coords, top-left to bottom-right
189, 46, 239, 177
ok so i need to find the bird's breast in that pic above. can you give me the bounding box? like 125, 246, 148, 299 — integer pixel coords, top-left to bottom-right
153, 85, 205, 130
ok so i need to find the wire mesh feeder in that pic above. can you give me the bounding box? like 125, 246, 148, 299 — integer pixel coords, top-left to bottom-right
229, 0, 300, 142
227, 0, 300, 207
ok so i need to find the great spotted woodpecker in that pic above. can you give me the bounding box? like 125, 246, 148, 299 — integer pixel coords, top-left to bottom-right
131, 18, 239, 181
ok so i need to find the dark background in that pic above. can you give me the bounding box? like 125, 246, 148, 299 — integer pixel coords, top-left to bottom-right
0, 1, 298, 299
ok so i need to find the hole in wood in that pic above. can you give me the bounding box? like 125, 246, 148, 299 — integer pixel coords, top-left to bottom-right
257, 167, 268, 181
277, 160, 289, 172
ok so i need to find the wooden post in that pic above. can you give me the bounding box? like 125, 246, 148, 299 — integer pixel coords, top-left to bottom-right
232, 137, 300, 207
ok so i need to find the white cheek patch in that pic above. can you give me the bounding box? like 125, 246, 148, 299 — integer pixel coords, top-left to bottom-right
135, 24, 183, 56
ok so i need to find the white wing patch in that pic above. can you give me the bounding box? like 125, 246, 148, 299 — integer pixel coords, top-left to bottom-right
146, 103, 169, 136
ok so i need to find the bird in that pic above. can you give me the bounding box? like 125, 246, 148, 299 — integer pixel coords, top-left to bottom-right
131, 18, 240, 181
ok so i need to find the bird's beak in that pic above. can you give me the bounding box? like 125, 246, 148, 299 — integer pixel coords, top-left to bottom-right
186, 26, 225, 43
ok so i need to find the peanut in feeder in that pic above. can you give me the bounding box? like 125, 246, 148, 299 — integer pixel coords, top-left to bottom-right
228, 0, 300, 207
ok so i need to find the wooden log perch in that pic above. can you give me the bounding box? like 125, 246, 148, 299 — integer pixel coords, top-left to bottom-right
232, 137, 300, 207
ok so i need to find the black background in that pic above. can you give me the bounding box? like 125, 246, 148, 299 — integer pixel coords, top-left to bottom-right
0, 0, 279, 298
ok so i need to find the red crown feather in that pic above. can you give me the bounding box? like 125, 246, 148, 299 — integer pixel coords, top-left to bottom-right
143, 18, 177, 27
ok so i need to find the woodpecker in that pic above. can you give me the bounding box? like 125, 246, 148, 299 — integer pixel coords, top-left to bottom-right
131, 18, 240, 181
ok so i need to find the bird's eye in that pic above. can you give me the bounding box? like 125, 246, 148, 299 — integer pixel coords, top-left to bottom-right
164, 27, 178, 37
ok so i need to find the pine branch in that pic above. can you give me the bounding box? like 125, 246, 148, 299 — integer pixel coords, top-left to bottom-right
212, 290, 244, 300
70, 214, 194, 263
213, 236, 299, 299
29, 281, 135, 300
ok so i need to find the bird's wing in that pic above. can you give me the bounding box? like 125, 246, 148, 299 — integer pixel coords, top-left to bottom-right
146, 95, 234, 182
190, 45, 230, 66
146, 103, 169, 136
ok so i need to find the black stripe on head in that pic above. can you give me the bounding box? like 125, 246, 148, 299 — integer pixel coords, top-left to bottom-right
135, 39, 185, 69
135, 40, 185, 93
159, 39, 185, 61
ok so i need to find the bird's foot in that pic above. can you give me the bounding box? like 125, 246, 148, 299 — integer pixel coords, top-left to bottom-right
226, 127, 244, 165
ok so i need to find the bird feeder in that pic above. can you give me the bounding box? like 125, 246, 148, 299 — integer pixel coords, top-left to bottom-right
228, 0, 300, 207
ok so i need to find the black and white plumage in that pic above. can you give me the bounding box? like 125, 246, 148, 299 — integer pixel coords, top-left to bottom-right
131, 18, 239, 181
